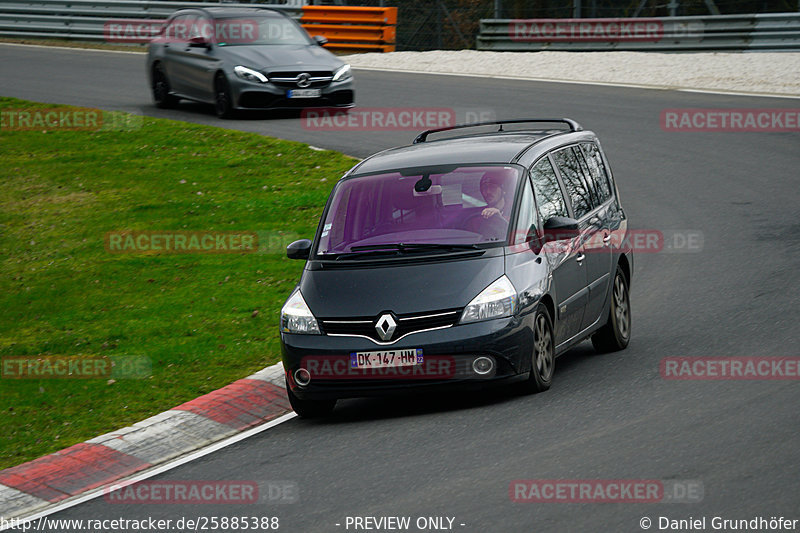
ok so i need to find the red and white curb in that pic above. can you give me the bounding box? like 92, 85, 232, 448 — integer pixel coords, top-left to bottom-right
0, 362, 290, 521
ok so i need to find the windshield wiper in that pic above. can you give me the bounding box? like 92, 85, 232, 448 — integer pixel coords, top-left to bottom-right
323, 243, 480, 261
350, 243, 479, 253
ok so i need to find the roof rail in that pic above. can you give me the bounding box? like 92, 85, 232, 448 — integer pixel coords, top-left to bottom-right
412, 118, 583, 144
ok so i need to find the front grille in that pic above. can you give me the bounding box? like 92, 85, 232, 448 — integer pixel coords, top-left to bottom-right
319, 309, 462, 343
237, 91, 353, 109
268, 70, 333, 88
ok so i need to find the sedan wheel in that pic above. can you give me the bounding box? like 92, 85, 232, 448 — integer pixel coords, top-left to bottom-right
152, 64, 177, 108
214, 74, 234, 119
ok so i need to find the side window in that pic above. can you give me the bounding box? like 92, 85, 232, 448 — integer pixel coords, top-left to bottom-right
164, 15, 190, 42
580, 142, 613, 204
552, 147, 593, 219
190, 16, 213, 42
573, 147, 600, 208
530, 157, 568, 223
513, 178, 536, 245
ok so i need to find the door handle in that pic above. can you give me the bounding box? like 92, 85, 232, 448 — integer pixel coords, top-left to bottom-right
576, 253, 585, 263
602, 233, 611, 245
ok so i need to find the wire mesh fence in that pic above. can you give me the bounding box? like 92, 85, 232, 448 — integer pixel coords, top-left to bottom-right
306, 0, 800, 50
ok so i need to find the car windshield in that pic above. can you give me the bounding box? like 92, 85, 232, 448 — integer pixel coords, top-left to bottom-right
316, 165, 522, 256
216, 15, 310, 46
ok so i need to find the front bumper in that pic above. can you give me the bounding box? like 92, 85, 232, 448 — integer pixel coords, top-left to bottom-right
281, 315, 532, 400
230, 76, 354, 110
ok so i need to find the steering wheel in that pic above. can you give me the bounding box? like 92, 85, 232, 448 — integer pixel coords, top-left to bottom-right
463, 212, 507, 240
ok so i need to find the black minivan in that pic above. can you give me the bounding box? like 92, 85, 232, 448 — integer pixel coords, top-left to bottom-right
280, 119, 633, 417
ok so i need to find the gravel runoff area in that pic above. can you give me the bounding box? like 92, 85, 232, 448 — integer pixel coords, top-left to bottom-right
343, 50, 800, 97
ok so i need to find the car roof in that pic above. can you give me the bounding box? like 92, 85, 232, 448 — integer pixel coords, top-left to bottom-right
350, 129, 588, 175
173, 7, 286, 18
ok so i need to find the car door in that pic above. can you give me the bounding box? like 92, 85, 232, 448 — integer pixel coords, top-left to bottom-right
529, 155, 588, 346
161, 14, 192, 95
178, 13, 219, 101
574, 143, 613, 329
165, 12, 215, 100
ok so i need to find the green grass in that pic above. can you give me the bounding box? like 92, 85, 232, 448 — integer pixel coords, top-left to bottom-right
0, 97, 356, 469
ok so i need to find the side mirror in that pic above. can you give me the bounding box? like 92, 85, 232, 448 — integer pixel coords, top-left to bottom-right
541, 216, 580, 244
189, 35, 210, 48
287, 239, 312, 260
543, 216, 579, 231
313, 35, 328, 46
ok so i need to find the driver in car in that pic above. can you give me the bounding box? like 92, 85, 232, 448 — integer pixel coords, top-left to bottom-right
480, 173, 511, 221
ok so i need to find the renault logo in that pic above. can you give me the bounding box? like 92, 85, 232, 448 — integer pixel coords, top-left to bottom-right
296, 73, 311, 88
375, 313, 397, 341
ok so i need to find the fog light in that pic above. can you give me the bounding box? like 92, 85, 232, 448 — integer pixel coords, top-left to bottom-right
472, 356, 494, 375
294, 368, 311, 386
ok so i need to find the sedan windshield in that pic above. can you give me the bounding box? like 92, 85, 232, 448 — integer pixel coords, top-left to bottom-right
216, 16, 311, 46
316, 165, 522, 256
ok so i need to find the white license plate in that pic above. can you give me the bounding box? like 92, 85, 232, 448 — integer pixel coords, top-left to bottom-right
287, 89, 321, 98
350, 349, 423, 369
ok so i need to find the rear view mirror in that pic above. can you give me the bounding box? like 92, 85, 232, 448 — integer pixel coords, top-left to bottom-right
313, 35, 328, 46
413, 185, 443, 196
287, 239, 312, 260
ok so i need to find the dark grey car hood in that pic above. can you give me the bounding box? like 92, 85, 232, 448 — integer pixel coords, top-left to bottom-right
299, 253, 505, 318
219, 44, 343, 72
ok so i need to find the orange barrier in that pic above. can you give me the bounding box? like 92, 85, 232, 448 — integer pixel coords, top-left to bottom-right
301, 6, 397, 53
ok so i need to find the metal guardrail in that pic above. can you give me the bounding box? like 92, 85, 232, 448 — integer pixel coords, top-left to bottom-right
0, 1, 396, 52
0, 0, 300, 41
477, 13, 800, 52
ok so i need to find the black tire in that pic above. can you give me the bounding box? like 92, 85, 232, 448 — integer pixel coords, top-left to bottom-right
286, 379, 336, 418
522, 303, 555, 393
152, 64, 178, 109
214, 73, 235, 119
591, 266, 631, 353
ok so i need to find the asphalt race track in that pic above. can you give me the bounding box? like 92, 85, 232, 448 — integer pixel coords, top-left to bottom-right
1, 44, 799, 532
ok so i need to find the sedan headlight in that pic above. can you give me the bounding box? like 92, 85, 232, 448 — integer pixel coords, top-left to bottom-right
460, 275, 517, 324
234, 65, 268, 84
281, 291, 320, 334
332, 64, 352, 82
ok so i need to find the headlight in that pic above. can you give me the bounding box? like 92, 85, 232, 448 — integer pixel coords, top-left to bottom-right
460, 275, 517, 324
332, 64, 352, 82
281, 291, 320, 334
234, 65, 268, 84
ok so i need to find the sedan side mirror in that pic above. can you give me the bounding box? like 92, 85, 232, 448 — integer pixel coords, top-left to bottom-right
313, 35, 328, 46
287, 239, 312, 260
189, 35, 210, 49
